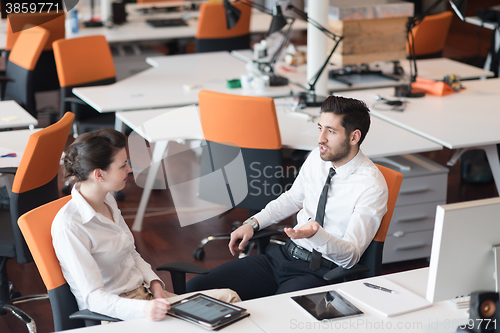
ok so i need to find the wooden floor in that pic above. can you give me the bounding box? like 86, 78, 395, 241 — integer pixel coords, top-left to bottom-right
1, 9, 499, 332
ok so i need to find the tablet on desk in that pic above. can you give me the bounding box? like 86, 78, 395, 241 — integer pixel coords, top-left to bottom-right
168, 293, 249, 331
146, 18, 188, 28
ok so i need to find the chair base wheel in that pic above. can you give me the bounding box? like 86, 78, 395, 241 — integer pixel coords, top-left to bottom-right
193, 248, 205, 261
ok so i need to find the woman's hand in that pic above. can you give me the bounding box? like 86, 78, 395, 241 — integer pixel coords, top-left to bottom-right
144, 298, 170, 321
150, 280, 167, 300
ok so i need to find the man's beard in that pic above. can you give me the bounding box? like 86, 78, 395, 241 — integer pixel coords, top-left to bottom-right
319, 136, 351, 163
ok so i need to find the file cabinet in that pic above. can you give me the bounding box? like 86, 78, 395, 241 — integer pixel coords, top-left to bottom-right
376, 154, 448, 263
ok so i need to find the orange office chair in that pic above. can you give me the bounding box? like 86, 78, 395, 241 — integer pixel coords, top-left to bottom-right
0, 112, 74, 332
53, 36, 116, 136
6, 12, 65, 92
407, 11, 453, 58
195, 1, 251, 53
0, 25, 50, 118
18, 196, 120, 331
18, 196, 212, 330
323, 164, 403, 282
193, 90, 288, 260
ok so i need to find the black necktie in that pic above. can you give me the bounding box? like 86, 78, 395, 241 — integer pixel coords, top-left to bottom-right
310, 167, 336, 271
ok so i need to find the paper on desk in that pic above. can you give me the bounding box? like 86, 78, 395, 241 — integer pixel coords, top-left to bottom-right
338, 277, 432, 317
1, 116, 20, 122
0, 147, 22, 168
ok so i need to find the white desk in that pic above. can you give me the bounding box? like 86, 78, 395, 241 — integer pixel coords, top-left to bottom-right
62, 268, 468, 333
338, 78, 500, 194
117, 99, 442, 231
0, 101, 38, 129
72, 52, 295, 129
0, 2, 308, 48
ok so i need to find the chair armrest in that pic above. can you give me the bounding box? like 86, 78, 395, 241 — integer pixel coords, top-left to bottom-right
64, 97, 87, 105
323, 264, 371, 282
69, 309, 121, 323
0, 167, 17, 175
156, 261, 209, 275
0, 76, 14, 82
157, 262, 209, 295
0, 76, 13, 100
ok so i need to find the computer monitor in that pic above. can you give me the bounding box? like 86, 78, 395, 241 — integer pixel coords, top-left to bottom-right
426, 197, 500, 303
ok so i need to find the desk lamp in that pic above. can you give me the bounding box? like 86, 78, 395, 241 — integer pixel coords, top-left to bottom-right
224, 0, 294, 86
83, 0, 104, 27
396, 0, 467, 98
284, 4, 343, 108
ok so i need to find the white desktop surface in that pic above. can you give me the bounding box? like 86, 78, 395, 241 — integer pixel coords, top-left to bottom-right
338, 78, 500, 150
62, 268, 468, 333
72, 52, 294, 113
0, 129, 41, 168
242, 268, 467, 333
0, 101, 38, 129
117, 99, 441, 231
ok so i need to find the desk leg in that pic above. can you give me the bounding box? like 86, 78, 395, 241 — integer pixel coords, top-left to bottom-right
482, 144, 500, 196
115, 115, 125, 133
132, 140, 169, 232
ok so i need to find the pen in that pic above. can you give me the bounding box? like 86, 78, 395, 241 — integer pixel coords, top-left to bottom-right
363, 282, 396, 294
1, 153, 16, 158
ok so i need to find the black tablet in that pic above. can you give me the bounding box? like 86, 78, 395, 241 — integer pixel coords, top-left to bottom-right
168, 293, 249, 330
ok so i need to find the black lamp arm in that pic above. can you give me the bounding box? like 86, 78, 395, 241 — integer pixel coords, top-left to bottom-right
236, 0, 272, 16
285, 4, 343, 92
266, 17, 295, 72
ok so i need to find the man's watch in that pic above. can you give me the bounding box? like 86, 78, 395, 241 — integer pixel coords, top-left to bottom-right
243, 218, 259, 231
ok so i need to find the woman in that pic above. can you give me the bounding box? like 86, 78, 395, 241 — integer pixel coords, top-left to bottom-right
52, 129, 240, 321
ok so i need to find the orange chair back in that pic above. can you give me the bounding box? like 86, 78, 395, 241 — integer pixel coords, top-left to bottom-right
8, 25, 49, 71
53, 35, 116, 88
198, 90, 281, 150
18, 196, 72, 291
12, 112, 74, 194
407, 11, 453, 57
373, 164, 403, 242
6, 12, 65, 51
195, 2, 251, 39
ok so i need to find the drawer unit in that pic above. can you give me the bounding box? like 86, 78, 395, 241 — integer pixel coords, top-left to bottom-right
388, 201, 445, 234
383, 230, 434, 264
375, 154, 448, 263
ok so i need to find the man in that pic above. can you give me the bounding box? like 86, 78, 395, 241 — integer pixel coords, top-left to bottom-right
186, 96, 388, 301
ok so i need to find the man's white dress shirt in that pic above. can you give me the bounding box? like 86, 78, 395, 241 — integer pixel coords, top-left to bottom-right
253, 148, 388, 269
52, 185, 164, 320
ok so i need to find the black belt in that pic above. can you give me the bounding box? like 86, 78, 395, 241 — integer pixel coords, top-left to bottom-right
284, 240, 337, 270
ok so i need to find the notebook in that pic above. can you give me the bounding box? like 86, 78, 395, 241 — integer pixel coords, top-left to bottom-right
338, 277, 432, 317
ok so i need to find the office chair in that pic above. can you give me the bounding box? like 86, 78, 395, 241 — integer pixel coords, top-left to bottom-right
18, 196, 211, 330
407, 11, 453, 59
0, 25, 50, 118
53, 35, 116, 137
6, 12, 65, 93
193, 90, 287, 260
0, 112, 74, 333
323, 164, 403, 283
195, 2, 251, 53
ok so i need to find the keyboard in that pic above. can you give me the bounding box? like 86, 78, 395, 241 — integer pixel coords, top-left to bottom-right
450, 295, 470, 309
146, 18, 188, 28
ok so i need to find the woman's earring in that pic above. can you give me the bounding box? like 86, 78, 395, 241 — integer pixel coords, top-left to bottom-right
100, 179, 104, 182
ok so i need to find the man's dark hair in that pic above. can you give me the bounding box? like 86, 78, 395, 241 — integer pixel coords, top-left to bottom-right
320, 95, 370, 146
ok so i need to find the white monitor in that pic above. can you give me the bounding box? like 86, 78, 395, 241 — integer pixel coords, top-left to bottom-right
426, 197, 500, 303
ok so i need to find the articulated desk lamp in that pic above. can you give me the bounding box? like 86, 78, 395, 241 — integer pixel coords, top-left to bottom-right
284, 4, 343, 108
224, 0, 294, 86
396, 0, 468, 97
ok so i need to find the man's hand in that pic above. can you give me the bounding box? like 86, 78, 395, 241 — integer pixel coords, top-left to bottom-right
144, 298, 170, 321
150, 280, 167, 300
284, 220, 320, 239
228, 223, 254, 256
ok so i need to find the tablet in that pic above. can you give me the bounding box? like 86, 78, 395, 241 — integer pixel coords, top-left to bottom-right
168, 293, 249, 330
